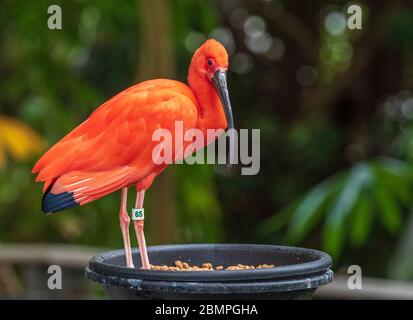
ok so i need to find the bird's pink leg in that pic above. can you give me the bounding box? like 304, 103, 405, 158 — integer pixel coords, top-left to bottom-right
119, 188, 134, 268
133, 190, 151, 269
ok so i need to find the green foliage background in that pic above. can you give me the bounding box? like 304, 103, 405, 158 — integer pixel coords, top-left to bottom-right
1, 0, 413, 281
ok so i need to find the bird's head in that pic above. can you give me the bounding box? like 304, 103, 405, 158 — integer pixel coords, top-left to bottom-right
188, 39, 234, 133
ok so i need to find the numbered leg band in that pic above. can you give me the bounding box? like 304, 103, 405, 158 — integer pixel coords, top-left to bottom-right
132, 208, 145, 221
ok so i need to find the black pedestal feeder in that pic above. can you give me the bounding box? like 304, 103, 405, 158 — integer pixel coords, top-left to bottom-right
86, 244, 333, 299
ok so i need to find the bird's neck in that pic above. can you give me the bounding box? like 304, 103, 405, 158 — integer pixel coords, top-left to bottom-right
188, 71, 228, 134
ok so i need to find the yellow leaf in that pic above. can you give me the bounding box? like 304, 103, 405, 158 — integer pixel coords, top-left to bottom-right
0, 116, 45, 165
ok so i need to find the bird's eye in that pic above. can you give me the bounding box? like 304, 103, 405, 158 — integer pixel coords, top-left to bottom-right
207, 59, 213, 66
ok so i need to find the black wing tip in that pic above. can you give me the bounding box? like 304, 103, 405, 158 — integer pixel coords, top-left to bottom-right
42, 190, 79, 214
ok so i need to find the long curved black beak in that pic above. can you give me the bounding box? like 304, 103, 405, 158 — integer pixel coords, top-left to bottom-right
212, 69, 235, 167
212, 69, 234, 131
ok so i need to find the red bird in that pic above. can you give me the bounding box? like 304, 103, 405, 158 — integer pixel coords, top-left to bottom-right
32, 39, 234, 269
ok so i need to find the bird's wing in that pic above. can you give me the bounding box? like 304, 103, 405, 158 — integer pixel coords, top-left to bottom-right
33, 80, 198, 213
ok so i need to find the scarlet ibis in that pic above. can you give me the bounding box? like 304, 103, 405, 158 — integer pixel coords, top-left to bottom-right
32, 39, 234, 269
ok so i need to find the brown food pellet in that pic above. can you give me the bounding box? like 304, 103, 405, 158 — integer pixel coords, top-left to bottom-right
149, 261, 276, 271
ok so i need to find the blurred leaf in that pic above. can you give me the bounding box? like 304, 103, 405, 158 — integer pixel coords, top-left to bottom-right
373, 185, 402, 234
372, 159, 412, 206
262, 159, 411, 260
323, 163, 372, 258
286, 174, 342, 243
350, 196, 373, 247
0, 116, 45, 167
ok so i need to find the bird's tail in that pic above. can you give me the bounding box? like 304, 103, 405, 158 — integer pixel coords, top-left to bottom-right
42, 186, 78, 214
41, 167, 134, 214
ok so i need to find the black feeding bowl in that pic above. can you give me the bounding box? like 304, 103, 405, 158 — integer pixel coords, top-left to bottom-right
85, 244, 333, 300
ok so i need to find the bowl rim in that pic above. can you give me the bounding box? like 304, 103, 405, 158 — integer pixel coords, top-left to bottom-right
86, 267, 334, 293
87, 243, 333, 282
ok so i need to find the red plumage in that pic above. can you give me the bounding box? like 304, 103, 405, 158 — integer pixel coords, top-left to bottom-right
32, 39, 233, 269
33, 80, 198, 210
